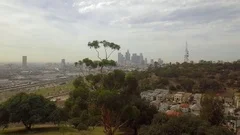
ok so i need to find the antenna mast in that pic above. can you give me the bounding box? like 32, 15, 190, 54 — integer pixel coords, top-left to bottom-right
184, 42, 189, 63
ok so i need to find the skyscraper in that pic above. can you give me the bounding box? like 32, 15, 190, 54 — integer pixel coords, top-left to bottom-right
125, 50, 131, 61
145, 58, 148, 65
150, 59, 154, 65
118, 52, 125, 65
61, 59, 66, 68
140, 53, 144, 65
131, 53, 137, 64
158, 58, 164, 66
22, 56, 27, 69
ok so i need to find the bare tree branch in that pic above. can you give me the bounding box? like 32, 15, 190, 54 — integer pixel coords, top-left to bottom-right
107, 50, 115, 59
104, 47, 108, 59
95, 49, 102, 60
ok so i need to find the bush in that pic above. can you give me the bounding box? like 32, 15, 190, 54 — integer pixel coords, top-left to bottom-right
69, 118, 81, 128
169, 85, 177, 91
77, 123, 88, 131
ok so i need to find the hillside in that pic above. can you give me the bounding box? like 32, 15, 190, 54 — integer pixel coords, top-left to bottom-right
135, 60, 240, 96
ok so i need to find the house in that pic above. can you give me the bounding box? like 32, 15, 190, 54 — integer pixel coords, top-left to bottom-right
156, 89, 169, 101
234, 93, 240, 108
166, 110, 181, 117
158, 102, 169, 112
224, 97, 234, 107
173, 92, 185, 103
193, 93, 202, 105
182, 93, 192, 103
140, 89, 169, 102
190, 104, 201, 116
224, 107, 235, 116
170, 104, 180, 111
180, 103, 190, 113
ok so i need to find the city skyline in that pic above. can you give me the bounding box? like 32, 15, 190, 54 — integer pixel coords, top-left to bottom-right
0, 0, 240, 63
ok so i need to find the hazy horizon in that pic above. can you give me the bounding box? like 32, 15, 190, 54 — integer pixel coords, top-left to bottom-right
0, 0, 240, 63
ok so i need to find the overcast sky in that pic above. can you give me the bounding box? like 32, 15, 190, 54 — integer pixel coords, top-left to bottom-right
0, 0, 240, 63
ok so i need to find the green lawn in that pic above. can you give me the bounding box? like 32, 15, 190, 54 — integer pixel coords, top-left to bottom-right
33, 81, 74, 97
0, 125, 123, 135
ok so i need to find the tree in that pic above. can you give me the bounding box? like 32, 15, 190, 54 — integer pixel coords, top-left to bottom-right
123, 73, 139, 95
199, 79, 222, 92
103, 70, 126, 90
0, 106, 9, 130
49, 108, 68, 126
125, 97, 157, 135
85, 40, 120, 73
200, 94, 225, 126
3, 93, 56, 130
95, 90, 129, 135
139, 114, 233, 135
179, 78, 195, 92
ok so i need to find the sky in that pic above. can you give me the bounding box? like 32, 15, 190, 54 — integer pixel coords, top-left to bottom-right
0, 0, 240, 63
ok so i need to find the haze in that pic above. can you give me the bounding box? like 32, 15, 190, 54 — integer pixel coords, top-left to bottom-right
0, 0, 240, 63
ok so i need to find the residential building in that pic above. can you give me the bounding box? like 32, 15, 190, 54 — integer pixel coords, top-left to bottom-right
173, 92, 185, 103
193, 93, 202, 105
183, 93, 192, 103
190, 104, 201, 116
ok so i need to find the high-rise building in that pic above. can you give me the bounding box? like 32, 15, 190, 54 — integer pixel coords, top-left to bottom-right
61, 59, 66, 68
22, 56, 27, 69
145, 58, 148, 64
150, 59, 154, 65
131, 53, 137, 64
158, 58, 164, 65
140, 53, 144, 65
125, 50, 131, 61
118, 52, 125, 65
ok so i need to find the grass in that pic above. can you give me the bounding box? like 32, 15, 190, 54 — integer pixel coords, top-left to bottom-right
34, 81, 74, 97
0, 125, 123, 135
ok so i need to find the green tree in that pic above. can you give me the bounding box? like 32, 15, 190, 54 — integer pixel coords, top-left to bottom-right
3, 93, 56, 130
95, 90, 132, 135
0, 106, 9, 130
85, 40, 120, 73
49, 108, 68, 126
200, 94, 225, 126
139, 114, 233, 135
199, 79, 222, 92
179, 78, 195, 92
126, 97, 157, 135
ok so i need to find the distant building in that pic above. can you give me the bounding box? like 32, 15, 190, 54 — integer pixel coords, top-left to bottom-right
145, 58, 148, 64
158, 58, 164, 65
131, 53, 137, 64
118, 52, 125, 65
140, 53, 144, 65
150, 59, 154, 65
61, 59, 66, 68
22, 56, 27, 69
125, 50, 131, 61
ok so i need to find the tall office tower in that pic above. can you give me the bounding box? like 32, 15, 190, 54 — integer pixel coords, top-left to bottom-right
140, 53, 144, 65
136, 55, 141, 65
118, 52, 125, 65
145, 58, 148, 65
131, 53, 137, 64
61, 59, 66, 68
150, 59, 154, 65
158, 58, 164, 65
125, 50, 131, 61
22, 56, 27, 69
